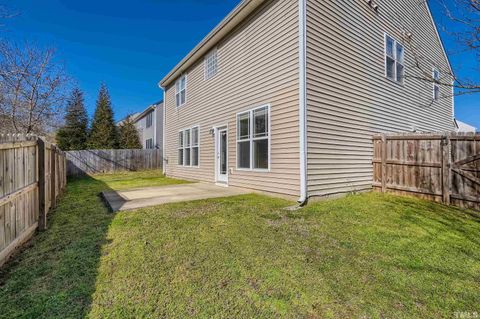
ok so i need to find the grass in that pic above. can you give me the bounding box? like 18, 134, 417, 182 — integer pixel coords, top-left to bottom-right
0, 171, 479, 318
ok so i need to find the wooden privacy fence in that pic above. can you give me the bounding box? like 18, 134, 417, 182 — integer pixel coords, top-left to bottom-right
373, 133, 480, 210
0, 135, 67, 267
66, 149, 163, 177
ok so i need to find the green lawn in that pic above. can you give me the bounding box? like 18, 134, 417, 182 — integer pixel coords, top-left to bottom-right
0, 171, 479, 318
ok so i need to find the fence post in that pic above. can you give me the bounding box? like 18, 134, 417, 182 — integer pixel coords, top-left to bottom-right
37, 138, 47, 231
50, 146, 56, 209
381, 134, 387, 193
442, 135, 451, 205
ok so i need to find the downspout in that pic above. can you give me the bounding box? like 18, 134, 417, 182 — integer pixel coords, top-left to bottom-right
162, 88, 167, 175
298, 0, 308, 205
153, 105, 157, 148
451, 79, 455, 126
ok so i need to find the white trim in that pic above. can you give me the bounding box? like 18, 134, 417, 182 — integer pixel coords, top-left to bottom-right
192, 125, 200, 168
298, 0, 308, 204
432, 67, 440, 101
235, 104, 271, 172
175, 74, 187, 108
215, 125, 229, 184
162, 90, 166, 174
153, 106, 157, 148
159, 0, 265, 87
384, 33, 405, 84
451, 79, 455, 120
204, 48, 218, 80
177, 125, 200, 168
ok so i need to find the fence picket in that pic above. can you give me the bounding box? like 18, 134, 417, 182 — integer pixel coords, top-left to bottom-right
0, 136, 67, 267
65, 149, 163, 177
373, 133, 480, 210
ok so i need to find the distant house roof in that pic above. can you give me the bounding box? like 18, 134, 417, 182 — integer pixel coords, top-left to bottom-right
117, 101, 163, 126
454, 119, 477, 132
133, 101, 163, 124
117, 112, 140, 126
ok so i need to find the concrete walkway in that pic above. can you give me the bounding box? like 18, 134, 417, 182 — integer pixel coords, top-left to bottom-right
102, 183, 251, 212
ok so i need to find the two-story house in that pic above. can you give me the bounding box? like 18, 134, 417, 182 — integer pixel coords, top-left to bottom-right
159, 0, 454, 203
131, 102, 164, 153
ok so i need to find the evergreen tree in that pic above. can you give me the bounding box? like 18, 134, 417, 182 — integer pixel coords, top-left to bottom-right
88, 84, 118, 149
119, 115, 142, 149
56, 88, 89, 151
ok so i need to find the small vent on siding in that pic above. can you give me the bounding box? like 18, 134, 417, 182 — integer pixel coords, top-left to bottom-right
365, 0, 380, 12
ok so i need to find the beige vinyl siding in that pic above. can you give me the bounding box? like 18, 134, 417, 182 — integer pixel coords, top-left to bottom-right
164, 0, 300, 197
306, 0, 454, 197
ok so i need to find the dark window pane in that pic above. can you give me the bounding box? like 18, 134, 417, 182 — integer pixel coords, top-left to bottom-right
178, 149, 184, 165
253, 139, 268, 169
396, 63, 404, 82
434, 86, 440, 100
238, 112, 250, 139
192, 127, 199, 146
220, 132, 227, 174
386, 36, 394, 57
178, 131, 184, 147
254, 107, 268, 138
185, 129, 191, 147
185, 148, 191, 166
396, 43, 404, 64
386, 57, 395, 79
181, 90, 186, 105
192, 147, 199, 166
237, 141, 250, 169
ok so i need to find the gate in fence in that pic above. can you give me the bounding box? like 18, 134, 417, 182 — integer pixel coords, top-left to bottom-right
373, 133, 480, 211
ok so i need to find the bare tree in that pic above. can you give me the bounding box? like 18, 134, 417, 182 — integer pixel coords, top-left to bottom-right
0, 42, 70, 135
404, 0, 480, 97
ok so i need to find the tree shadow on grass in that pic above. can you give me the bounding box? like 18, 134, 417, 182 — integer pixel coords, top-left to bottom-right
0, 175, 115, 319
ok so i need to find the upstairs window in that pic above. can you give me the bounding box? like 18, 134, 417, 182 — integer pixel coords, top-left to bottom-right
433, 68, 440, 101
176, 75, 187, 107
237, 105, 270, 171
385, 34, 405, 83
204, 49, 218, 80
146, 112, 153, 128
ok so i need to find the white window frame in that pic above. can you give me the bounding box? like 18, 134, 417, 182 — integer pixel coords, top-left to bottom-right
146, 138, 154, 149
385, 33, 405, 84
433, 68, 441, 101
236, 104, 271, 172
204, 49, 218, 80
191, 126, 200, 167
178, 126, 200, 167
175, 75, 187, 107
146, 112, 153, 128
178, 131, 184, 166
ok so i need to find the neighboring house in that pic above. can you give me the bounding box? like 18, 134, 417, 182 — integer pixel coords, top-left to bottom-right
117, 112, 140, 127
455, 119, 477, 133
159, 0, 454, 202
131, 102, 164, 152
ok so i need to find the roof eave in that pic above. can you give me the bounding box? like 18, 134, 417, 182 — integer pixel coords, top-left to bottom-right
158, 0, 265, 88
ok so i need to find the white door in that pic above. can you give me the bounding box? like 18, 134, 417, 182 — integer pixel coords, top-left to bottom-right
216, 127, 228, 183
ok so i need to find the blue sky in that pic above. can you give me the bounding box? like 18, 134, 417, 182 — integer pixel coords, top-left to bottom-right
3, 0, 479, 128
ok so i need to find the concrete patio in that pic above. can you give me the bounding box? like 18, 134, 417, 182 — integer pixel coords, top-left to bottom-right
101, 183, 251, 212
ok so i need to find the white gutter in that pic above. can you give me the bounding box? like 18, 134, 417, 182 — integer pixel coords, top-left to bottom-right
298, 0, 308, 205
159, 0, 264, 88
162, 89, 166, 175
